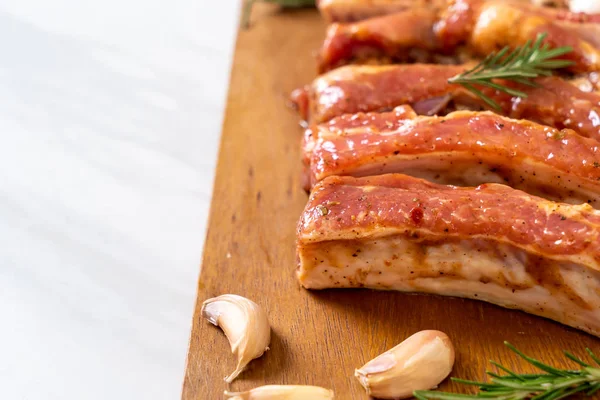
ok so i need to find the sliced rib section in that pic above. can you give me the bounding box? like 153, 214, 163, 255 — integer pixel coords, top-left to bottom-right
318, 9, 441, 72
436, 0, 600, 73
297, 174, 600, 336
317, 0, 578, 22
304, 108, 600, 207
317, 0, 446, 22
293, 64, 600, 141
318, 0, 600, 72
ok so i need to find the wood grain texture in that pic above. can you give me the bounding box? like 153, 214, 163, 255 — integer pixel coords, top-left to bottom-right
182, 5, 600, 399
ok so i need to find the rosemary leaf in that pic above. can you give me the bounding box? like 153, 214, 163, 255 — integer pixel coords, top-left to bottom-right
462, 83, 501, 111
586, 348, 600, 366
586, 382, 600, 396
564, 351, 591, 368
551, 384, 593, 400
448, 33, 574, 110
490, 361, 525, 381
504, 342, 571, 377
414, 343, 600, 400
452, 378, 499, 388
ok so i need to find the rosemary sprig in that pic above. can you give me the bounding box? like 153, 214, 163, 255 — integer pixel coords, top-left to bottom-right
448, 33, 574, 111
414, 342, 600, 400
242, 0, 316, 28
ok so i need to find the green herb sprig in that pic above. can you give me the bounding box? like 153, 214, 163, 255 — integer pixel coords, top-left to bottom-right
242, 0, 316, 28
415, 342, 600, 400
448, 33, 574, 111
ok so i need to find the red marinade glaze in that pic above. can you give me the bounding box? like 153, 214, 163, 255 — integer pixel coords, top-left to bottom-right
307, 65, 600, 141
313, 64, 464, 122
318, 9, 439, 72
530, 23, 594, 73
300, 174, 600, 260
434, 0, 479, 48
325, 105, 417, 131
487, 76, 600, 138
290, 86, 310, 121
309, 110, 600, 184
436, 0, 600, 72
301, 106, 416, 169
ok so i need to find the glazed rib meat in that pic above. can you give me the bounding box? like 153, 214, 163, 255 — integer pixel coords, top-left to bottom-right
303, 107, 600, 207
297, 174, 600, 336
292, 64, 464, 123
318, 0, 600, 72
436, 0, 600, 72
292, 64, 600, 141
317, 0, 572, 22
318, 9, 440, 73
317, 0, 446, 22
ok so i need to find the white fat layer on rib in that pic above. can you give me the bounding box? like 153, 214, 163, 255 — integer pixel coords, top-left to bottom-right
301, 227, 598, 269
298, 237, 600, 336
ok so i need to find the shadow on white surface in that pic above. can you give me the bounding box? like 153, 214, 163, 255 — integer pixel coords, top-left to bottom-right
0, 1, 239, 399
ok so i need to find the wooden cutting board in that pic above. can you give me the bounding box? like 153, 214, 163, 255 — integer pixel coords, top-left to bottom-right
182, 4, 600, 399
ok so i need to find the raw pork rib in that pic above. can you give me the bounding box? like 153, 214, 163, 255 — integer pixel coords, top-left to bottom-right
318, 8, 440, 72
317, 0, 573, 22
317, 0, 446, 22
297, 174, 600, 336
292, 64, 600, 141
318, 0, 600, 72
303, 107, 600, 207
292, 64, 464, 123
436, 0, 600, 73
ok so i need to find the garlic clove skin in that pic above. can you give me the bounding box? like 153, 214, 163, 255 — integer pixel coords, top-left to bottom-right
355, 330, 455, 399
224, 385, 335, 399
201, 294, 271, 383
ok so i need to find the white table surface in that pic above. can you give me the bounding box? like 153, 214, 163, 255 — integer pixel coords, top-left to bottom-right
0, 1, 239, 398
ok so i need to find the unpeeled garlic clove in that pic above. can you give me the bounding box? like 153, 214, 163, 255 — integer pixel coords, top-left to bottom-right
201, 294, 271, 383
224, 385, 335, 399
355, 330, 455, 399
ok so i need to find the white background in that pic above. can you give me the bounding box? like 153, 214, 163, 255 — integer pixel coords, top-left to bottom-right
0, 1, 239, 398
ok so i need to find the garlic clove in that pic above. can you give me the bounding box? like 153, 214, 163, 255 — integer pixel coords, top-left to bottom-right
224, 385, 335, 399
201, 294, 271, 383
355, 330, 455, 399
